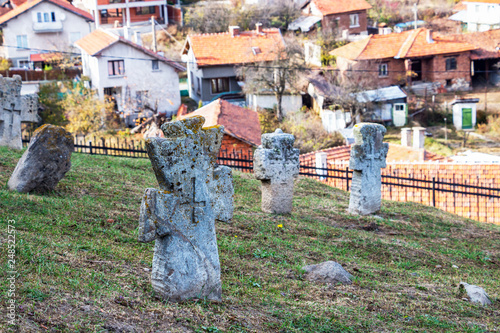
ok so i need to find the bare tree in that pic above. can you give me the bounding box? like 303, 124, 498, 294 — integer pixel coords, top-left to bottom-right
237, 35, 305, 121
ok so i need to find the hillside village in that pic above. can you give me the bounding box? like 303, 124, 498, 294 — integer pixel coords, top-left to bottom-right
0, 0, 499, 331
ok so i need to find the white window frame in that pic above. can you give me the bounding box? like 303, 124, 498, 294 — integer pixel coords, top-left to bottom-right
349, 14, 359, 28
16, 35, 28, 49
378, 63, 388, 77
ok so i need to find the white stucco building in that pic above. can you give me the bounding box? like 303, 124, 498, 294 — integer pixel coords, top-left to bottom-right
450, 0, 500, 32
0, 0, 94, 67
75, 29, 185, 117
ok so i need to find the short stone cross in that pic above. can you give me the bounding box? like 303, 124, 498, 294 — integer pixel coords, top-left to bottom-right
348, 123, 388, 215
253, 129, 300, 214
138, 116, 233, 302
0, 75, 40, 149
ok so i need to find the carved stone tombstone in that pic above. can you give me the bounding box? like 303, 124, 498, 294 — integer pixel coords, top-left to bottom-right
253, 129, 300, 214
0, 75, 40, 149
138, 116, 233, 302
348, 123, 389, 215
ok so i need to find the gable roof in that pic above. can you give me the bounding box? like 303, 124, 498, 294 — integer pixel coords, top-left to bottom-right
179, 99, 262, 147
330, 28, 476, 60
311, 0, 372, 16
184, 28, 285, 67
75, 29, 186, 72
0, 0, 94, 24
448, 29, 500, 60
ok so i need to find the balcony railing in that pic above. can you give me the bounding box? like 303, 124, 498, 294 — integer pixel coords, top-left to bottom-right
32, 21, 63, 33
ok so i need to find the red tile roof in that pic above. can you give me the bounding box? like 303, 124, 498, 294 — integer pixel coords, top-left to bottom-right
330, 28, 476, 60
184, 28, 285, 67
453, 1, 467, 11
448, 29, 500, 60
464, 0, 500, 3
179, 99, 262, 147
75, 29, 185, 72
311, 0, 372, 16
30, 52, 62, 62
300, 143, 447, 164
0, 0, 94, 24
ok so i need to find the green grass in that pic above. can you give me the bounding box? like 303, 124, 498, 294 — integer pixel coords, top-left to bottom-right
0, 146, 499, 332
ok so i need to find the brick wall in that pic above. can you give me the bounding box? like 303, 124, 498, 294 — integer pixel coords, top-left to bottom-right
300, 155, 500, 224
427, 53, 472, 87
323, 11, 368, 34
337, 58, 406, 87
218, 134, 254, 172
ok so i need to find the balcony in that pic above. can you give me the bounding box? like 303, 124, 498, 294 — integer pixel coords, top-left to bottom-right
32, 21, 63, 33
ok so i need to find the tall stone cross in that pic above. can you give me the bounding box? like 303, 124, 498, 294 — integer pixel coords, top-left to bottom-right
348, 123, 389, 215
254, 129, 300, 214
0, 75, 40, 150
137, 116, 233, 302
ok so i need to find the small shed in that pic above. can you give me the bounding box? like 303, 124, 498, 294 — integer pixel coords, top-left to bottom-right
451, 98, 479, 130
355, 86, 408, 126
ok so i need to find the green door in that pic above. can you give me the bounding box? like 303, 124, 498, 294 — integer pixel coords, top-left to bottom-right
462, 108, 473, 129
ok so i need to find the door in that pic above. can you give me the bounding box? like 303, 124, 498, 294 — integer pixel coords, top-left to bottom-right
393, 103, 407, 127
462, 108, 473, 129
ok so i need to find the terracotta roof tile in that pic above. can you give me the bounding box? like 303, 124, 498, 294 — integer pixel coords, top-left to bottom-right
75, 29, 185, 71
312, 0, 372, 16
179, 99, 262, 146
186, 28, 285, 67
448, 29, 500, 60
0, 0, 93, 24
330, 28, 476, 60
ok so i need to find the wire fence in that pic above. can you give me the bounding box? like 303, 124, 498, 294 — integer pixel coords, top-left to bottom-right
21, 134, 500, 223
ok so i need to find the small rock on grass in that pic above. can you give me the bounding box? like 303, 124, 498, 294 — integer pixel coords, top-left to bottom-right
303, 261, 353, 285
460, 282, 492, 306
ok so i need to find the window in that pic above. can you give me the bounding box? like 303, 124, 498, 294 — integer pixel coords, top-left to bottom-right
51, 12, 56, 22
197, 77, 201, 95
70, 32, 81, 44
16, 35, 28, 49
394, 104, 405, 112
152, 60, 159, 71
445, 57, 457, 70
349, 14, 359, 27
136, 90, 148, 107
211, 78, 230, 94
37, 12, 42, 22
252, 47, 261, 55
108, 60, 125, 76
378, 63, 388, 77
18, 60, 29, 68
38, 12, 55, 22
136, 6, 155, 15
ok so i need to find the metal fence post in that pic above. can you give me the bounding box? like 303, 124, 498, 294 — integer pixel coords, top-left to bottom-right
89, 141, 93, 155
345, 166, 349, 191
432, 177, 436, 207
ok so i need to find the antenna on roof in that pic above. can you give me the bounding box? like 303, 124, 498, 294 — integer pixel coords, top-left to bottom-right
412, 3, 418, 30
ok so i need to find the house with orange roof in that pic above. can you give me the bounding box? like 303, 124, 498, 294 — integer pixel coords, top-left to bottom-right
75, 28, 185, 123
299, 0, 371, 37
0, 0, 94, 68
449, 0, 500, 32
181, 24, 285, 105
178, 98, 262, 157
329, 28, 477, 90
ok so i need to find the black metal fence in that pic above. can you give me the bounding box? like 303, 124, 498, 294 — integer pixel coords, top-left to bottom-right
21, 135, 500, 222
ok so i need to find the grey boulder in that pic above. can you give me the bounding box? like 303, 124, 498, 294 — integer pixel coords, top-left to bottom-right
8, 124, 74, 193
460, 282, 492, 306
303, 261, 353, 285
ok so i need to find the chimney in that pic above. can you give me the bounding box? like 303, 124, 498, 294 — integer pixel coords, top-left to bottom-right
412, 127, 426, 149
229, 26, 240, 37
401, 128, 412, 147
426, 29, 433, 44
255, 22, 263, 34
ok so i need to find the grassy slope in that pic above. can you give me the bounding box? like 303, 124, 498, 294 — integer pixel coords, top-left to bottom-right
0, 147, 499, 332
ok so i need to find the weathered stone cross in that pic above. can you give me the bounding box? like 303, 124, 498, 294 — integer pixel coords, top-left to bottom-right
254, 129, 300, 214
348, 123, 389, 215
0, 75, 40, 150
137, 116, 233, 302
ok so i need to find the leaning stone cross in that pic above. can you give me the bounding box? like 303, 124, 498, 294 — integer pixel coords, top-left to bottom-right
0, 75, 40, 150
138, 116, 233, 302
348, 123, 388, 215
253, 129, 300, 214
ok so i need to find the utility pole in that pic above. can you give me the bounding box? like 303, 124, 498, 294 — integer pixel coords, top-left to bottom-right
444, 117, 447, 144
151, 16, 157, 52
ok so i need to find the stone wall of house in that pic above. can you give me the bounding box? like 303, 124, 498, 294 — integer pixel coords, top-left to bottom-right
300, 157, 500, 223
